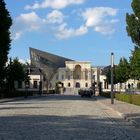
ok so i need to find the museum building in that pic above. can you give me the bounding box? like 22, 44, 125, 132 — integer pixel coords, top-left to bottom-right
15, 48, 107, 94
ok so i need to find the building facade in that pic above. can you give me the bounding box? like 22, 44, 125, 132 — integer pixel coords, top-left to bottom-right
14, 48, 140, 94
15, 67, 43, 92
50, 61, 103, 94
28, 48, 109, 94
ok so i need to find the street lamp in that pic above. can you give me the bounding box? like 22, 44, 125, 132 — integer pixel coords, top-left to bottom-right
111, 52, 114, 104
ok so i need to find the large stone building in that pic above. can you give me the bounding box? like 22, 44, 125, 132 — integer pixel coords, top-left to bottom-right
29, 48, 106, 94
16, 48, 139, 94
50, 61, 98, 94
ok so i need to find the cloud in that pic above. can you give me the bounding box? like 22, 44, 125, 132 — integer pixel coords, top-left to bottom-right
82, 7, 119, 35
14, 32, 23, 40
19, 59, 31, 64
25, 0, 85, 10
55, 7, 118, 39
56, 23, 88, 39
94, 25, 115, 35
12, 12, 45, 40
46, 10, 64, 24
12, 10, 88, 40
12, 6, 119, 40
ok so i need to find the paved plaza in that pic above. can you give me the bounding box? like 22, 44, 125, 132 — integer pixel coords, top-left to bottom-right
0, 95, 140, 140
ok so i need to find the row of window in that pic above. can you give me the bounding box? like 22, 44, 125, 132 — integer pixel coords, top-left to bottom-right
56, 75, 92, 80
67, 82, 88, 88
18, 81, 38, 89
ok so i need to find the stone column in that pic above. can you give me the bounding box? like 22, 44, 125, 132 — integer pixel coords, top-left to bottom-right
82, 70, 85, 80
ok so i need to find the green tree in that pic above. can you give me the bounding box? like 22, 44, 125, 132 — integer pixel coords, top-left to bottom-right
115, 57, 130, 84
24, 68, 31, 88
126, 0, 140, 47
129, 46, 140, 80
6, 58, 25, 90
0, 0, 12, 88
105, 65, 118, 85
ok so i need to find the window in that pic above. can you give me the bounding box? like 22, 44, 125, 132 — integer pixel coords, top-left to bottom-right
85, 75, 88, 80
56, 75, 58, 80
92, 75, 95, 79
68, 75, 70, 80
62, 75, 64, 80
25, 81, 30, 88
85, 69, 88, 80
85, 83, 88, 87
76, 82, 80, 88
33, 81, 38, 88
18, 81, 22, 88
49, 83, 52, 88
76, 74, 80, 79
68, 83, 71, 87
74, 65, 81, 79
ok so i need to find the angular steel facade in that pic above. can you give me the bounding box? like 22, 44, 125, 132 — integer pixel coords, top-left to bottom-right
29, 47, 73, 83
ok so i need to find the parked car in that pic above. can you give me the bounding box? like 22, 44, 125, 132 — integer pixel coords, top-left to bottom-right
78, 89, 94, 98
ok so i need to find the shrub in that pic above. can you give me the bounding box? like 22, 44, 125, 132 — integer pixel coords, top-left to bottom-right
100, 92, 111, 98
0, 90, 33, 98
137, 83, 140, 89
115, 93, 140, 106
132, 95, 140, 106
115, 93, 132, 103
48, 90, 55, 94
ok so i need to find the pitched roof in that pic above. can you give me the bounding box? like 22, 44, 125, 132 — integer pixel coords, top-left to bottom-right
29, 47, 73, 81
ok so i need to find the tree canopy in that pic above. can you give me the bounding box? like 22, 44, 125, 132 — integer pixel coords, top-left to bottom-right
105, 65, 118, 85
115, 57, 130, 83
0, 0, 12, 88
129, 46, 140, 80
6, 58, 25, 90
126, 0, 140, 81
126, 0, 140, 47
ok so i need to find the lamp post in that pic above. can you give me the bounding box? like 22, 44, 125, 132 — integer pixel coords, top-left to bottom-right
111, 52, 114, 104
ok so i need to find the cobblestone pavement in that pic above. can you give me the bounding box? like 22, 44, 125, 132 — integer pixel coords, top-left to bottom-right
0, 95, 140, 140
96, 96, 140, 128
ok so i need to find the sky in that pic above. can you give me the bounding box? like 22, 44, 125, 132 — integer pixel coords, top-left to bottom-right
5, 0, 134, 66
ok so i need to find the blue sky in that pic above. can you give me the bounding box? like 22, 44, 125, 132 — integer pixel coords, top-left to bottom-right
5, 0, 134, 66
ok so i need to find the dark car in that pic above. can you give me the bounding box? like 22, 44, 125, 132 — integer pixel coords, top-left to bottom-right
78, 89, 94, 98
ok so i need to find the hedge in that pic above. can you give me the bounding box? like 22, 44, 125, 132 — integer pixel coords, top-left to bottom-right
100, 92, 115, 98
131, 95, 140, 106
115, 94, 132, 103
0, 90, 34, 98
100, 92, 110, 98
115, 93, 140, 106
48, 90, 55, 94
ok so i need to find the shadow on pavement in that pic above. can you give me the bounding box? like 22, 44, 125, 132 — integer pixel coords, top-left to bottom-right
0, 94, 97, 104
0, 114, 139, 140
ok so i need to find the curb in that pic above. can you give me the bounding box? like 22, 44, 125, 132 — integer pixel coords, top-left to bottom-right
122, 114, 140, 129
0, 95, 46, 103
0, 97, 24, 103
96, 100, 140, 129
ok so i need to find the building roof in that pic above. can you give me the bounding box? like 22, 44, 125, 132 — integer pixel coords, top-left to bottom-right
29, 47, 73, 81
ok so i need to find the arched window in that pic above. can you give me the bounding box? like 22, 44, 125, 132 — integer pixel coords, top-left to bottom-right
85, 83, 88, 87
74, 65, 81, 79
76, 82, 80, 88
68, 83, 71, 87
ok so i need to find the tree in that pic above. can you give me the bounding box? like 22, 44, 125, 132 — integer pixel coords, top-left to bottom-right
24, 68, 31, 88
126, 0, 140, 47
6, 58, 25, 90
129, 46, 140, 80
105, 65, 118, 85
115, 57, 130, 84
0, 0, 12, 88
